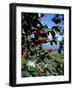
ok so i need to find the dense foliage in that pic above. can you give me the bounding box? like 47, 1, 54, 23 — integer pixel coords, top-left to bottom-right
21, 13, 64, 77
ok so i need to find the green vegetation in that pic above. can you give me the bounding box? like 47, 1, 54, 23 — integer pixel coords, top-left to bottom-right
21, 52, 64, 77
21, 13, 64, 77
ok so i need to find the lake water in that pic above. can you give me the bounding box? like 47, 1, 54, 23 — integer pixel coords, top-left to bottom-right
42, 42, 60, 49
42, 42, 64, 55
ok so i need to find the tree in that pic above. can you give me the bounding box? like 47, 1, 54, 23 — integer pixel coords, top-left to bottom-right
21, 13, 64, 77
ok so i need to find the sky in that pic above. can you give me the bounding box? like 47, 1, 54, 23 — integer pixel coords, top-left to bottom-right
39, 13, 64, 49
40, 13, 64, 28
40, 13, 56, 28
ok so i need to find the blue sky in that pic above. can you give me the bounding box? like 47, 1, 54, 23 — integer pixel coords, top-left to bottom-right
40, 13, 64, 28
39, 13, 64, 49
40, 13, 56, 28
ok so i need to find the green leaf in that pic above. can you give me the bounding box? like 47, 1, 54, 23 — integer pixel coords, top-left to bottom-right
51, 30, 55, 38
22, 71, 32, 77
45, 70, 52, 76
53, 39, 57, 44
28, 66, 36, 72
30, 71, 38, 76
51, 17, 61, 24
52, 26, 61, 32
27, 66, 38, 76
50, 40, 53, 45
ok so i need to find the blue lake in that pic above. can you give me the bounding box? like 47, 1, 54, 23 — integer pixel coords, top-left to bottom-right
42, 42, 64, 55
42, 42, 60, 49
